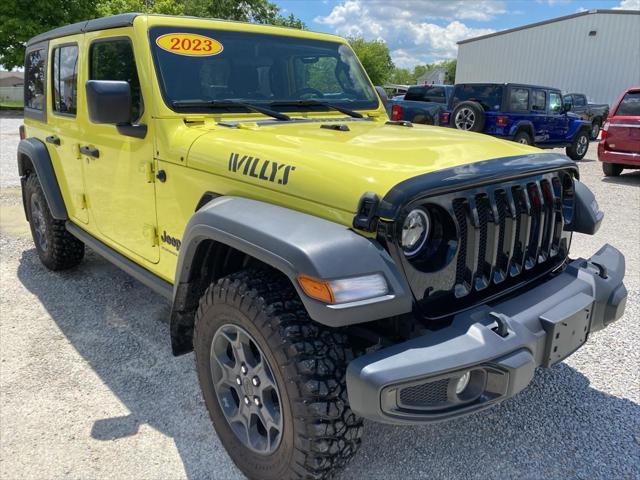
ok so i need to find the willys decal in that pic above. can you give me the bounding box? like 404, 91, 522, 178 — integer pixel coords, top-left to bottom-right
228, 153, 296, 186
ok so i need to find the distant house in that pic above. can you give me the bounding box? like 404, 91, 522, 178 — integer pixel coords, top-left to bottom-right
0, 71, 24, 87
416, 66, 446, 85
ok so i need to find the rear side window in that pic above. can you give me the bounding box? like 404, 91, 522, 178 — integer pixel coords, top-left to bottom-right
549, 92, 562, 113
532, 90, 546, 111
574, 95, 586, 107
25, 48, 46, 111
615, 92, 640, 116
405, 86, 447, 103
90, 39, 142, 121
52, 45, 79, 115
452, 84, 503, 111
509, 88, 529, 112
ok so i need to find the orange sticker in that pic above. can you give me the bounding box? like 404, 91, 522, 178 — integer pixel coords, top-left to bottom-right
156, 33, 223, 57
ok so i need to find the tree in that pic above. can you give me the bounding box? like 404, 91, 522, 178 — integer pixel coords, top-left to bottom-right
0, 0, 303, 70
443, 59, 457, 84
348, 37, 394, 86
387, 67, 413, 85
1, 0, 96, 69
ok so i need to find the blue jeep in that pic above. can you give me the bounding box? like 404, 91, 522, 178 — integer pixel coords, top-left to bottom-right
447, 83, 592, 160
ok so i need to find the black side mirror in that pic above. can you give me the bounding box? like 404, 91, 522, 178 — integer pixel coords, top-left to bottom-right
86, 80, 131, 124
86, 80, 147, 138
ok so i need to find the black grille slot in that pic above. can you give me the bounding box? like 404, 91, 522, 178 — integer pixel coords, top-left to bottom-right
451, 173, 566, 298
399, 379, 449, 408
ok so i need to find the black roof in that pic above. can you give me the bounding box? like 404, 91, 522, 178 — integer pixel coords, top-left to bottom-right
27, 13, 140, 46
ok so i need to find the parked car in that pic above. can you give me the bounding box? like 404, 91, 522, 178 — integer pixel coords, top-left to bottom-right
18, 14, 627, 480
446, 83, 592, 160
598, 87, 640, 176
563, 93, 609, 140
388, 84, 453, 125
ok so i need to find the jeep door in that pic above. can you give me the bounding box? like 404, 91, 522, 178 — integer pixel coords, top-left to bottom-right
43, 36, 89, 224
547, 91, 570, 143
80, 30, 159, 263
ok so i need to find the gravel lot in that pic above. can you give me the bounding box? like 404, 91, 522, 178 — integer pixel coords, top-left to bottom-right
1, 115, 639, 479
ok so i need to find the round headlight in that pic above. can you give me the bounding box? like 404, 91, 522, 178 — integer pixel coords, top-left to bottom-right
401, 209, 430, 256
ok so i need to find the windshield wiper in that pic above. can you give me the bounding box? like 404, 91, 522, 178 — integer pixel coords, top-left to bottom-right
171, 99, 291, 121
270, 100, 364, 119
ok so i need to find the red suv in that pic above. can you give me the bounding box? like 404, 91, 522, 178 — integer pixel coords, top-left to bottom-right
598, 87, 640, 176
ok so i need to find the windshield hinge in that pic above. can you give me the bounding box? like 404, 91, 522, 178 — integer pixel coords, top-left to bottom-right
144, 161, 155, 183
143, 224, 158, 247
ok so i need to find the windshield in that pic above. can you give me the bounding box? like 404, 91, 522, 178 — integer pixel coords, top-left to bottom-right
452, 84, 503, 111
149, 27, 378, 113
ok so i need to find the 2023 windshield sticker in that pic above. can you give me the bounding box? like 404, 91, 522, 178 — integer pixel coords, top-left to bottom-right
155, 33, 223, 57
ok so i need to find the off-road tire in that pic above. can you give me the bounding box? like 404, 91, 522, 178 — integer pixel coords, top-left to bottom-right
194, 268, 363, 480
452, 101, 485, 132
566, 129, 590, 160
25, 174, 84, 270
513, 130, 533, 145
590, 119, 601, 140
602, 162, 623, 177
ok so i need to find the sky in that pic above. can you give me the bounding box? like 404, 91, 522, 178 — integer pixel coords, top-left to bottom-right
275, 0, 640, 68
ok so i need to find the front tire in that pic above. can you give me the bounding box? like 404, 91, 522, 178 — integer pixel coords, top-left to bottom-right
603, 162, 623, 176
194, 269, 363, 480
24, 174, 84, 270
566, 130, 590, 160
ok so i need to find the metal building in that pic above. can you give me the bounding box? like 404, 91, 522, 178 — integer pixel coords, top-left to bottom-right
455, 9, 640, 106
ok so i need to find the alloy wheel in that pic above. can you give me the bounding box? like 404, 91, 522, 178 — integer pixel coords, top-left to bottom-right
30, 195, 48, 252
577, 135, 588, 156
210, 324, 283, 455
455, 108, 475, 130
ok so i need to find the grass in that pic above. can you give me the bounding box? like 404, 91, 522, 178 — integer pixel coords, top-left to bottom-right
0, 101, 24, 109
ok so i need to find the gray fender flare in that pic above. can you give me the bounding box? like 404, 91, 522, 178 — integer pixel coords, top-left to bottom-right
17, 138, 68, 220
172, 196, 413, 329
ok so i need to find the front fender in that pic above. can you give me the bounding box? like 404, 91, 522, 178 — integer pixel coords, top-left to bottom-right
173, 196, 413, 328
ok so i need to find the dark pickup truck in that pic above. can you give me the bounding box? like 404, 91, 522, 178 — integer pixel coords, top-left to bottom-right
564, 93, 609, 139
388, 84, 453, 125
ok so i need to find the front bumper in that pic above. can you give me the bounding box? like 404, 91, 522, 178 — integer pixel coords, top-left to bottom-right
346, 244, 627, 424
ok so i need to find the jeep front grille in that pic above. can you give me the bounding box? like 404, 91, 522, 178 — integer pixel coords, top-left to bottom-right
388, 169, 574, 319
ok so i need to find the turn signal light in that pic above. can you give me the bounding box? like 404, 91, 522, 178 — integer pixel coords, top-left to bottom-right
298, 276, 335, 304
496, 116, 508, 127
440, 112, 450, 125
601, 121, 610, 141
19, 125, 26, 140
391, 104, 404, 121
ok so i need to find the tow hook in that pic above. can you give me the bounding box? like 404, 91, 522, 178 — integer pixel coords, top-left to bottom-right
489, 312, 510, 338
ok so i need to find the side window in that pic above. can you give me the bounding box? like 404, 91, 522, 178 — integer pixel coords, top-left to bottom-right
90, 39, 142, 121
574, 95, 586, 107
564, 95, 573, 106
549, 92, 562, 113
509, 87, 529, 112
532, 90, 546, 111
25, 48, 46, 111
52, 45, 79, 115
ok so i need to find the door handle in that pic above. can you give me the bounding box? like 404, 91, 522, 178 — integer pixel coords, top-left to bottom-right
80, 146, 100, 158
45, 135, 60, 146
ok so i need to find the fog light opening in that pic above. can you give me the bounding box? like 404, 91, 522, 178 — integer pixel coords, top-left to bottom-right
455, 371, 471, 395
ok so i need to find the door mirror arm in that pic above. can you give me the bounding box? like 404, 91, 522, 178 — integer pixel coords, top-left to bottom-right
116, 123, 148, 139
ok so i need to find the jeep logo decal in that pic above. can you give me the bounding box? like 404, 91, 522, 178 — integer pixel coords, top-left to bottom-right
228, 152, 296, 185
160, 230, 181, 251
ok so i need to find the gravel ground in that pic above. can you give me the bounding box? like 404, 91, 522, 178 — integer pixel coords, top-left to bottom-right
1, 115, 639, 479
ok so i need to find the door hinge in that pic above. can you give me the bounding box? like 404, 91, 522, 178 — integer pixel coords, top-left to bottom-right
143, 161, 155, 183
76, 194, 87, 210
143, 224, 158, 247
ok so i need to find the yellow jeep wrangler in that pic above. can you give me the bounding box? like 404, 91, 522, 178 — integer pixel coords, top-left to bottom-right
18, 13, 627, 480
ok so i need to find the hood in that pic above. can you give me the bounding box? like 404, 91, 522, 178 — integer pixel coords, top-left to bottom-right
186, 118, 545, 225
